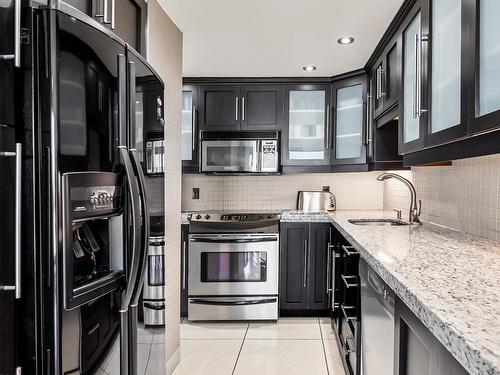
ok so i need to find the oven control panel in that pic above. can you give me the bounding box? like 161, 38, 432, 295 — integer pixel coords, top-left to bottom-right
190, 213, 279, 222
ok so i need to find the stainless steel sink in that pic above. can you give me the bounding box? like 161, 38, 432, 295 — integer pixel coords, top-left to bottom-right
348, 218, 409, 226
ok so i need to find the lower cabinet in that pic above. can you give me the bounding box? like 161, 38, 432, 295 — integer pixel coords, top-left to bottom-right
180, 224, 189, 317
394, 298, 468, 375
279, 222, 330, 312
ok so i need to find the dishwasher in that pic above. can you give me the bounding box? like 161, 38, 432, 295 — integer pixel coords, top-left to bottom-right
359, 258, 395, 375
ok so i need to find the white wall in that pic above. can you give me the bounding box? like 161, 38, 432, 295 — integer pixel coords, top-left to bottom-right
147, 1, 183, 372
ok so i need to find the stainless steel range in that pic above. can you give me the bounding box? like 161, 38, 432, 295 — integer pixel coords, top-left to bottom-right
188, 212, 280, 321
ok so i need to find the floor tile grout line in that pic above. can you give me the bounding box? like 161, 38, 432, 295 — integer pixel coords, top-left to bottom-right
231, 322, 250, 375
318, 317, 331, 375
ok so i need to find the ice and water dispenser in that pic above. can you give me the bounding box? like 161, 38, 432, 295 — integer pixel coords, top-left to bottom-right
62, 172, 126, 310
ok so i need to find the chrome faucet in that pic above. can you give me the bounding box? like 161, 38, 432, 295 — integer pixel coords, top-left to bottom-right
376, 173, 422, 225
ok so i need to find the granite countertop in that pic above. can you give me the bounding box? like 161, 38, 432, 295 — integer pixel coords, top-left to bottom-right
322, 210, 499, 375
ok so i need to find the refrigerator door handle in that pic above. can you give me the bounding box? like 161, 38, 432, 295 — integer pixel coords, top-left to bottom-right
129, 148, 150, 306
118, 146, 142, 310
0, 143, 22, 299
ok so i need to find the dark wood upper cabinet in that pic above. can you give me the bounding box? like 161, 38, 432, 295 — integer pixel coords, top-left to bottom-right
282, 84, 332, 167
182, 85, 199, 171
241, 85, 283, 130
331, 75, 368, 166
422, 0, 468, 148
467, 0, 500, 135
199, 86, 241, 131
65, 0, 147, 55
372, 36, 401, 119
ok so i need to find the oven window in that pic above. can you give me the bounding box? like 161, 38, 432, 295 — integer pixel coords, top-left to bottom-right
206, 146, 255, 167
148, 255, 165, 286
201, 252, 267, 282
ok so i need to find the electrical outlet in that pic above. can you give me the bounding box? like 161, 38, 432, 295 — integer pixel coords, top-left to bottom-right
322, 186, 330, 192
192, 188, 200, 199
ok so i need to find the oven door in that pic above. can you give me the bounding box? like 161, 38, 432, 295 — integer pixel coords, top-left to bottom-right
188, 234, 279, 296
201, 140, 259, 172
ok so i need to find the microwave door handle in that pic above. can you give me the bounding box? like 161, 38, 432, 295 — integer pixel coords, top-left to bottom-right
129, 149, 150, 306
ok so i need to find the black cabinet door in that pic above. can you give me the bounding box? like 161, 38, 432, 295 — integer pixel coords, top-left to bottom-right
279, 223, 309, 310
384, 36, 402, 112
331, 75, 368, 166
373, 59, 385, 119
182, 85, 199, 171
199, 86, 241, 131
241, 85, 283, 130
307, 223, 330, 310
87, 0, 147, 55
180, 224, 189, 317
395, 297, 468, 375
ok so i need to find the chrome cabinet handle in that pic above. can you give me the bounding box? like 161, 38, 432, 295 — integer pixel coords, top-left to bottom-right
325, 105, 330, 150
0, 0, 21, 67
342, 245, 358, 256
0, 144, 22, 298
342, 275, 359, 289
14, 0, 20, 67
192, 105, 197, 151
111, 0, 116, 29
242, 97, 245, 121
326, 243, 332, 293
418, 34, 428, 116
182, 240, 187, 290
380, 68, 387, 97
303, 238, 308, 288
365, 92, 372, 145
235, 97, 239, 121
413, 33, 419, 119
340, 305, 357, 321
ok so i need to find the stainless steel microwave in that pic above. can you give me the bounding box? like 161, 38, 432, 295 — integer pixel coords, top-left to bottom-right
200, 132, 279, 173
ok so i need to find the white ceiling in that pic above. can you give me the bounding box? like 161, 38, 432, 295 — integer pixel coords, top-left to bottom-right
158, 0, 404, 77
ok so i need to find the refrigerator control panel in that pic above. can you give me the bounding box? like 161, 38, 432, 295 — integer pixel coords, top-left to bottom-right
63, 172, 123, 221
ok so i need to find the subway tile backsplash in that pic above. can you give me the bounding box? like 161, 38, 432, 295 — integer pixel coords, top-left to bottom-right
182, 172, 385, 212
384, 154, 500, 241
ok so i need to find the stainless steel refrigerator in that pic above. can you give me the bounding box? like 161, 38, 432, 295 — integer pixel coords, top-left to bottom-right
0, 1, 165, 374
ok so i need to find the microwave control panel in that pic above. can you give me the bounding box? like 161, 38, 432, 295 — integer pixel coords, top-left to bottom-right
260, 140, 278, 172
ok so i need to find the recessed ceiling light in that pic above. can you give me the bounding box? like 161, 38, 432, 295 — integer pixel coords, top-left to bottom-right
337, 36, 355, 45
303, 65, 317, 72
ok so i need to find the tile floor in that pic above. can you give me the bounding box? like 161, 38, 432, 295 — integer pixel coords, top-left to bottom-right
173, 317, 346, 375
97, 324, 165, 375
97, 317, 346, 375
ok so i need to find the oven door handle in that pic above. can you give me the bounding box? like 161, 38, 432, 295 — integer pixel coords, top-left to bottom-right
190, 237, 277, 243
190, 298, 277, 306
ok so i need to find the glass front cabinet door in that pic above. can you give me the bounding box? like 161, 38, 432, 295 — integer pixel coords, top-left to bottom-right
181, 85, 199, 170
469, 0, 500, 133
331, 76, 367, 165
400, 9, 424, 153
282, 85, 331, 166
